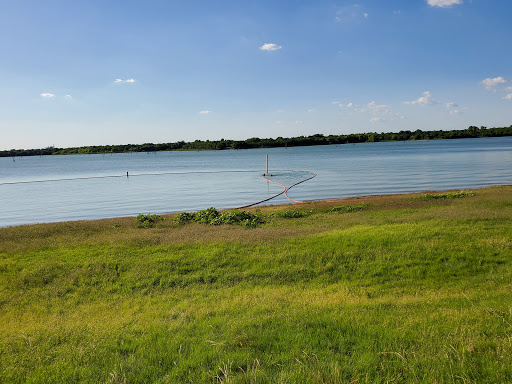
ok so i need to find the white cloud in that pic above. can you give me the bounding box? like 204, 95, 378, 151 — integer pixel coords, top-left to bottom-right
115, 78, 136, 83
259, 43, 282, 51
404, 91, 438, 106
445, 102, 465, 115
481, 76, 507, 91
503, 94, 512, 100
275, 120, 303, 125
364, 101, 391, 113
364, 101, 405, 121
199, 110, 212, 114
335, 4, 368, 22
427, 0, 463, 8
334, 99, 404, 122
40, 93, 56, 99
65, 94, 73, 100
332, 101, 355, 108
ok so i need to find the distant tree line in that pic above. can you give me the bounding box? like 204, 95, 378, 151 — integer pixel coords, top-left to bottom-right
2, 125, 511, 157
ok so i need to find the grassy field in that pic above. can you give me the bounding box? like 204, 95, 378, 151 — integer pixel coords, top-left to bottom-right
1, 186, 511, 383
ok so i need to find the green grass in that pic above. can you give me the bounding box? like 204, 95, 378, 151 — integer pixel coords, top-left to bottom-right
1, 186, 511, 383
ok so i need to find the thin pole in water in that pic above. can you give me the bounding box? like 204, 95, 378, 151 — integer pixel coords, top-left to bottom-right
265, 154, 269, 176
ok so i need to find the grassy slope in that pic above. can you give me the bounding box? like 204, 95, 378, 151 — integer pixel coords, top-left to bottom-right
0, 186, 511, 383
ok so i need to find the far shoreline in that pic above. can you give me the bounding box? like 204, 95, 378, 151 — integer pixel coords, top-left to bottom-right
2, 125, 511, 157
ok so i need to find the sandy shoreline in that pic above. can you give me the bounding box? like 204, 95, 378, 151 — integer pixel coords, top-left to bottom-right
4, 185, 505, 229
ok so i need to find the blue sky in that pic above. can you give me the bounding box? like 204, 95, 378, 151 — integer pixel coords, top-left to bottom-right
1, 0, 511, 150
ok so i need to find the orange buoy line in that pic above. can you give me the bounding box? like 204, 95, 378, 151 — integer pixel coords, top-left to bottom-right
238, 170, 317, 209
282, 170, 317, 203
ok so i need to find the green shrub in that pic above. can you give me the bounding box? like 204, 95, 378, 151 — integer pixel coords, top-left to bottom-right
416, 190, 475, 200
194, 207, 220, 224
174, 208, 265, 227
215, 210, 262, 225
174, 212, 195, 224
136, 213, 163, 228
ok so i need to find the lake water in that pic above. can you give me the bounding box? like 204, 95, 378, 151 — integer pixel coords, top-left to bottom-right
1, 137, 511, 227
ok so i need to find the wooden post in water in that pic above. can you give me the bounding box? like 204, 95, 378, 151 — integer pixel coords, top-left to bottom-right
265, 154, 269, 176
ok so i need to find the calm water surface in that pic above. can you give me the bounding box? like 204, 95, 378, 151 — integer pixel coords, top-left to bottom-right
1, 137, 511, 226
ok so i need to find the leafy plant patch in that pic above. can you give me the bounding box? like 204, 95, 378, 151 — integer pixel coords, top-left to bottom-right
416, 190, 475, 200
174, 208, 265, 228
136, 213, 164, 228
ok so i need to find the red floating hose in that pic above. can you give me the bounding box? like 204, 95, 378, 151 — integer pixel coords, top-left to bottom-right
237, 170, 317, 209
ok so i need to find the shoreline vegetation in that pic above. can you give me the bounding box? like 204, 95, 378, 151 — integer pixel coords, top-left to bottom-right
1, 186, 511, 382
1, 125, 511, 157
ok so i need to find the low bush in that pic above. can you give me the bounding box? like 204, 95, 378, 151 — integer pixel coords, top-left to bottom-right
174, 212, 195, 224
194, 207, 220, 224
136, 213, 164, 228
174, 208, 265, 228
416, 190, 475, 200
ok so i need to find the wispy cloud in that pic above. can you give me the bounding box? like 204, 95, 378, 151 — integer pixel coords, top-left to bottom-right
334, 100, 404, 122
332, 101, 355, 108
115, 78, 136, 83
259, 43, 282, 51
65, 94, 73, 100
363, 101, 405, 122
427, 0, 463, 8
40, 93, 56, 99
503, 94, 512, 100
335, 4, 368, 23
481, 76, 507, 91
446, 102, 462, 115
404, 91, 438, 106
199, 110, 213, 115
362, 101, 392, 113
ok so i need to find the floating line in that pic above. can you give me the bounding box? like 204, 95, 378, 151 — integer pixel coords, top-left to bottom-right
283, 170, 317, 203
0, 170, 260, 186
238, 170, 317, 208
1, 168, 318, 210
